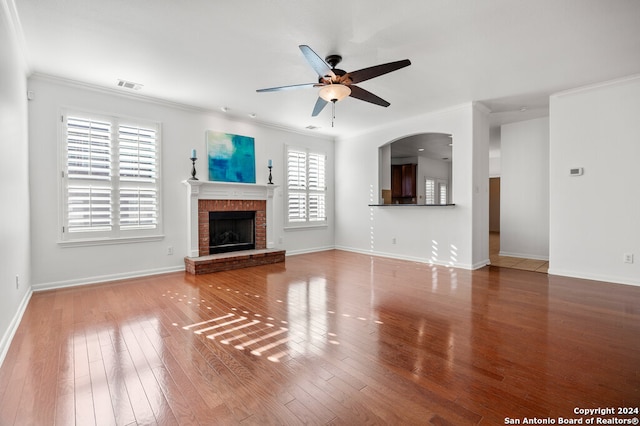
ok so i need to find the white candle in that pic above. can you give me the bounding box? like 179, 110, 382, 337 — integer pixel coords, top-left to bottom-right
191, 149, 197, 159
268, 159, 272, 167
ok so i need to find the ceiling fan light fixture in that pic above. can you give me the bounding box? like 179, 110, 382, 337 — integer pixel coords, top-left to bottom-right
319, 84, 351, 102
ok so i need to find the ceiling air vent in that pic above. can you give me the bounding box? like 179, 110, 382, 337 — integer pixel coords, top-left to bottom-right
305, 125, 319, 130
117, 79, 143, 90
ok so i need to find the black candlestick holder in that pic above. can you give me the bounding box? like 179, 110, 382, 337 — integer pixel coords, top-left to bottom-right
267, 165, 273, 184
189, 157, 198, 180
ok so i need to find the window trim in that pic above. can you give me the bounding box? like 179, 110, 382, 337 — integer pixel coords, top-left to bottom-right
284, 146, 328, 229
58, 108, 163, 245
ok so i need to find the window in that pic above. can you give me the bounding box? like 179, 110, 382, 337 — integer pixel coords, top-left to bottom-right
286, 147, 326, 226
60, 110, 162, 244
438, 180, 448, 205
425, 177, 449, 205
425, 178, 436, 204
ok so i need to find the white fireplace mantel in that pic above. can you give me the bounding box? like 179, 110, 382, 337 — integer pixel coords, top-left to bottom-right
183, 180, 278, 257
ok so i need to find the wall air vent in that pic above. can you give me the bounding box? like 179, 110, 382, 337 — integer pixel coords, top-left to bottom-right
117, 79, 143, 90
305, 125, 319, 130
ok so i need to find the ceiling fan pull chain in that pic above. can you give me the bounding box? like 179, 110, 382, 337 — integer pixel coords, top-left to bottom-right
331, 100, 336, 127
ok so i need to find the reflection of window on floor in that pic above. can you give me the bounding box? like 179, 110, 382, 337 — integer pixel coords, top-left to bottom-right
287, 279, 329, 354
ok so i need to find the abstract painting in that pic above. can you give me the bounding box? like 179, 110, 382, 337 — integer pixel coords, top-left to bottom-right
206, 131, 256, 183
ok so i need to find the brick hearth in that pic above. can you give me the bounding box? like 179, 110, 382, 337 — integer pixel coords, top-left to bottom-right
184, 248, 286, 274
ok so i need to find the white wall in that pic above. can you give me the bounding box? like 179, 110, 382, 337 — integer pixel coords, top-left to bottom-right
28, 76, 334, 289
489, 126, 502, 177
0, 1, 32, 365
500, 117, 550, 260
549, 75, 640, 286
335, 103, 490, 269
472, 107, 491, 266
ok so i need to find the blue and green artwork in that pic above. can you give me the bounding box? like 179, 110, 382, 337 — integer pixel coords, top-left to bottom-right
206, 131, 256, 183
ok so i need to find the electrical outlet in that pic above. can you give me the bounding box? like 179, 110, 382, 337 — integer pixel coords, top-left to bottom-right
15, 275, 19, 289
167, 246, 174, 255
392, 237, 397, 244
624, 253, 634, 264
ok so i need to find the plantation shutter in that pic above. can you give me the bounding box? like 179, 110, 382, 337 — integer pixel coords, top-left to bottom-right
425, 178, 436, 204
66, 117, 112, 180
438, 181, 448, 205
118, 124, 158, 229
67, 186, 112, 232
65, 116, 113, 232
286, 147, 327, 225
287, 149, 307, 222
307, 153, 325, 191
287, 150, 306, 190
308, 194, 326, 221
62, 111, 161, 239
119, 125, 157, 182
288, 193, 307, 222
308, 153, 326, 221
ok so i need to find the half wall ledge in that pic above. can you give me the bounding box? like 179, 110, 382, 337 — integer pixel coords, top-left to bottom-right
184, 248, 286, 275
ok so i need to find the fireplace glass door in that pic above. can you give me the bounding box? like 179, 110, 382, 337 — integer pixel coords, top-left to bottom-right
209, 211, 255, 254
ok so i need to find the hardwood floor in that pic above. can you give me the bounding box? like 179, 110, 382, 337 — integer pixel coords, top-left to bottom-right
1, 250, 639, 425
489, 231, 549, 273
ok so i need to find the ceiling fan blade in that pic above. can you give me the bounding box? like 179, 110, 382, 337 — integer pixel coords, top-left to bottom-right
311, 97, 329, 116
346, 59, 411, 84
349, 85, 390, 107
256, 82, 319, 93
299, 45, 336, 79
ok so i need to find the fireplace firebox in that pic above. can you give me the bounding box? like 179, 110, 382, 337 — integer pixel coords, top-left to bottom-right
209, 211, 255, 254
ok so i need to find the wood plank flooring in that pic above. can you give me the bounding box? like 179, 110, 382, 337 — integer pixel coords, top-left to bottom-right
489, 231, 549, 273
1, 249, 639, 425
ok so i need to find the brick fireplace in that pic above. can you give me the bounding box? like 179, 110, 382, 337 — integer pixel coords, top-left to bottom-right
183, 180, 284, 274
198, 199, 265, 254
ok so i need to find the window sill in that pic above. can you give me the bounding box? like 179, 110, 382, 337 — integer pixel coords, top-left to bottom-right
284, 223, 328, 231
58, 234, 165, 248
368, 203, 456, 207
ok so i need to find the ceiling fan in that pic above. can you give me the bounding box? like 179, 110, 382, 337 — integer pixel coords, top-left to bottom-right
257, 45, 411, 124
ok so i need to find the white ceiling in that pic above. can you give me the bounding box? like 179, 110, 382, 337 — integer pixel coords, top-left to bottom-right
11, 0, 640, 137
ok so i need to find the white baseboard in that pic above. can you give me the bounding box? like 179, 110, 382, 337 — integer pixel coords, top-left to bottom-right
547, 268, 640, 287
284, 246, 335, 256
499, 251, 549, 261
32, 265, 185, 292
0, 289, 32, 368
334, 245, 479, 270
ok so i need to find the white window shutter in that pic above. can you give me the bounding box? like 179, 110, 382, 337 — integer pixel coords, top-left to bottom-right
286, 147, 327, 225
67, 185, 112, 232
308, 153, 326, 191
119, 125, 157, 182
66, 117, 112, 180
62, 112, 161, 239
438, 181, 448, 205
287, 150, 306, 190
288, 192, 307, 222
119, 188, 158, 229
308, 193, 326, 221
425, 178, 436, 204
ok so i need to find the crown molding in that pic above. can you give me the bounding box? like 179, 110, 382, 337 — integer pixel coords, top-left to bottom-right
551, 73, 640, 99
29, 72, 335, 142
